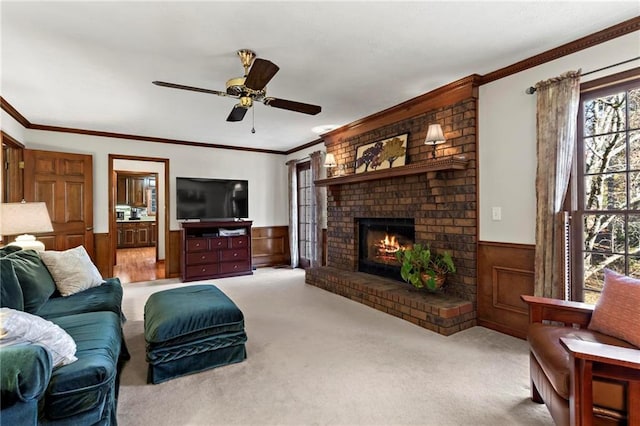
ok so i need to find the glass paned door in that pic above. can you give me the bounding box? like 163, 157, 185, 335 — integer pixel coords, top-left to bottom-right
297, 162, 312, 268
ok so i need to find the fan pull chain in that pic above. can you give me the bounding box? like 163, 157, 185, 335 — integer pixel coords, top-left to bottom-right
251, 107, 256, 134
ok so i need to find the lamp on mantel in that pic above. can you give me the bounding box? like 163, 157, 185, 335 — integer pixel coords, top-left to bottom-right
0, 201, 53, 251
324, 153, 337, 177
424, 124, 446, 159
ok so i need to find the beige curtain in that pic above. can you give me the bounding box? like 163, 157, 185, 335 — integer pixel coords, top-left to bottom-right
286, 160, 299, 268
534, 70, 581, 298
309, 151, 326, 268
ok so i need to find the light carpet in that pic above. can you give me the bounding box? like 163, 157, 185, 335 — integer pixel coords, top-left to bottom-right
117, 268, 553, 426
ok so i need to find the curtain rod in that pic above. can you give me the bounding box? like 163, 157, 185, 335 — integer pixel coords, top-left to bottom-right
525, 56, 640, 94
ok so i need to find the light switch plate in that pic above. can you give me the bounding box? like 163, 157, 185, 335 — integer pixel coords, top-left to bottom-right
492, 207, 502, 221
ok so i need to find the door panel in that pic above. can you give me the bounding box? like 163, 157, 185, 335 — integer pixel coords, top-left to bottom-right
24, 149, 94, 258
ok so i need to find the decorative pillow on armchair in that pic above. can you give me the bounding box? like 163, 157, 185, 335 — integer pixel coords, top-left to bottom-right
39, 246, 104, 297
588, 269, 640, 347
0, 307, 77, 367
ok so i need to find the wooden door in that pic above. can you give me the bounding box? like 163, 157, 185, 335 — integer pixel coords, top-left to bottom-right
23, 149, 94, 257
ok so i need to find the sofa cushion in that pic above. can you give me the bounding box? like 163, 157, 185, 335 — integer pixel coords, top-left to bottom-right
44, 311, 122, 421
528, 323, 635, 399
0, 308, 77, 367
3, 250, 56, 314
37, 277, 124, 321
39, 246, 104, 297
0, 258, 24, 310
588, 269, 640, 347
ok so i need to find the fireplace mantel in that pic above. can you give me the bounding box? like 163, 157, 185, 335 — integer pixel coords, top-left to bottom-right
314, 157, 468, 187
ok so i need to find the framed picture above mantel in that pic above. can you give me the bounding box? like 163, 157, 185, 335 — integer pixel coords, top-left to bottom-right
355, 133, 408, 174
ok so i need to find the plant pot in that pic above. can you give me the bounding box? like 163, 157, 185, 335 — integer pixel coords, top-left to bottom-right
419, 272, 447, 291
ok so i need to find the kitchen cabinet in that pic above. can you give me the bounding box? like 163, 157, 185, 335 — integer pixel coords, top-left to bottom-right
151, 222, 157, 245
117, 221, 155, 248
116, 173, 156, 208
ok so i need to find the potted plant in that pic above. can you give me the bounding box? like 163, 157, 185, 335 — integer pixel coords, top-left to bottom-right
395, 243, 456, 291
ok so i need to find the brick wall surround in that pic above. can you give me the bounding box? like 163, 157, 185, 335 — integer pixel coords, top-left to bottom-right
325, 97, 477, 303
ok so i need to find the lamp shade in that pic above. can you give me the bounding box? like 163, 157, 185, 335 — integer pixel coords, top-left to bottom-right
424, 124, 446, 145
0, 202, 54, 236
324, 153, 337, 168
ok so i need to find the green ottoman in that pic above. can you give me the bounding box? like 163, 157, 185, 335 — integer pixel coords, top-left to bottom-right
144, 285, 247, 384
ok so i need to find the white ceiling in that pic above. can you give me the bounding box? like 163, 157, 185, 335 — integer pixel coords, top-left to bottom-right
1, 1, 639, 152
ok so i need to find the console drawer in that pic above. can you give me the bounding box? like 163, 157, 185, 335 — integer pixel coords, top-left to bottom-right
230, 236, 249, 249
219, 260, 251, 274
209, 237, 228, 249
186, 238, 208, 252
186, 252, 218, 265
186, 263, 219, 278
220, 248, 249, 262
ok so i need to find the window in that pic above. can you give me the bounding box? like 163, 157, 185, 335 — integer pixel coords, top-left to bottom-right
297, 161, 313, 269
575, 77, 640, 303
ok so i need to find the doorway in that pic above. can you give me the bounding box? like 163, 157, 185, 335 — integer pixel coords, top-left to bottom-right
109, 155, 170, 284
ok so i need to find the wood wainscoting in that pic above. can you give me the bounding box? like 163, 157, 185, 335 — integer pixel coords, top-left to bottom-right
95, 226, 290, 280
478, 241, 535, 339
252, 226, 290, 268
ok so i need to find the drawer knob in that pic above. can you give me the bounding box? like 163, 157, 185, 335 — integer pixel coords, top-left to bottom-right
196, 243, 200, 247
201, 255, 205, 260
202, 268, 206, 272
234, 265, 238, 269
234, 253, 238, 257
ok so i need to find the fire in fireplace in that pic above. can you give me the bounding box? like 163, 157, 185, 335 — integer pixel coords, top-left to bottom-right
358, 218, 415, 281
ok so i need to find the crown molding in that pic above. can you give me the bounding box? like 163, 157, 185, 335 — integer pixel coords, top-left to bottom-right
480, 16, 640, 85
0, 97, 286, 155
0, 97, 31, 128
321, 74, 482, 145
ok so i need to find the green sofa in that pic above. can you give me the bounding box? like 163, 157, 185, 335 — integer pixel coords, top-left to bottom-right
0, 247, 129, 425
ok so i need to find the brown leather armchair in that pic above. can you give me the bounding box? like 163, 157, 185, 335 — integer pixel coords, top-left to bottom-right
521, 295, 640, 426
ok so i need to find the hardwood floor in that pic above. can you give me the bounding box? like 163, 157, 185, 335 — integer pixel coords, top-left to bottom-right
114, 247, 165, 284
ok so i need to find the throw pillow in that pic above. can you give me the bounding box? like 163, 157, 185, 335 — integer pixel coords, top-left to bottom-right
588, 269, 640, 347
0, 258, 24, 310
39, 246, 104, 297
0, 307, 77, 367
5, 249, 57, 314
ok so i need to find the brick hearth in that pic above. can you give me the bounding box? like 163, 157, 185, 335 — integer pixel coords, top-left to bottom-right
306, 87, 479, 336
306, 267, 475, 336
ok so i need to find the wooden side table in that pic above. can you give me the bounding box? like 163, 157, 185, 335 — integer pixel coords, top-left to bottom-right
560, 337, 640, 426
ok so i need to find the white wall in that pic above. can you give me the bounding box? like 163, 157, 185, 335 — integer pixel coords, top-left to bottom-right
22, 129, 289, 233
479, 32, 639, 244
1, 110, 26, 142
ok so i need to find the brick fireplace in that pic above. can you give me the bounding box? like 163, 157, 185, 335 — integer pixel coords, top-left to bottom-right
357, 217, 414, 281
306, 78, 479, 335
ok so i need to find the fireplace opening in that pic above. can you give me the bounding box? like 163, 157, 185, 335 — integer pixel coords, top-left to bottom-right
358, 218, 415, 281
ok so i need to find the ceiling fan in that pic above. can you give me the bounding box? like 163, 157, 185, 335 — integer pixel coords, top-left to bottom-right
153, 49, 322, 122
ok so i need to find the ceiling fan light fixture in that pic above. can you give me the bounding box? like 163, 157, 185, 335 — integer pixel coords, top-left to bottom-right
239, 97, 253, 108
237, 49, 257, 75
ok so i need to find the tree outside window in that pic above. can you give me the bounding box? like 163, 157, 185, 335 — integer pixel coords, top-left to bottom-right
577, 80, 640, 303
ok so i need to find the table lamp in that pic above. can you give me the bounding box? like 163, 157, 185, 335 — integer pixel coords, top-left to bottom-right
0, 201, 54, 251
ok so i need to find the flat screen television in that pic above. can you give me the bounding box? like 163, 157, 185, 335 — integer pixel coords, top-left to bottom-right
176, 177, 248, 220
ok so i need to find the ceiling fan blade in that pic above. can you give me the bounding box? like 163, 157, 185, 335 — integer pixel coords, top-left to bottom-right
152, 81, 229, 97
227, 105, 248, 122
244, 59, 279, 91
264, 98, 322, 115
